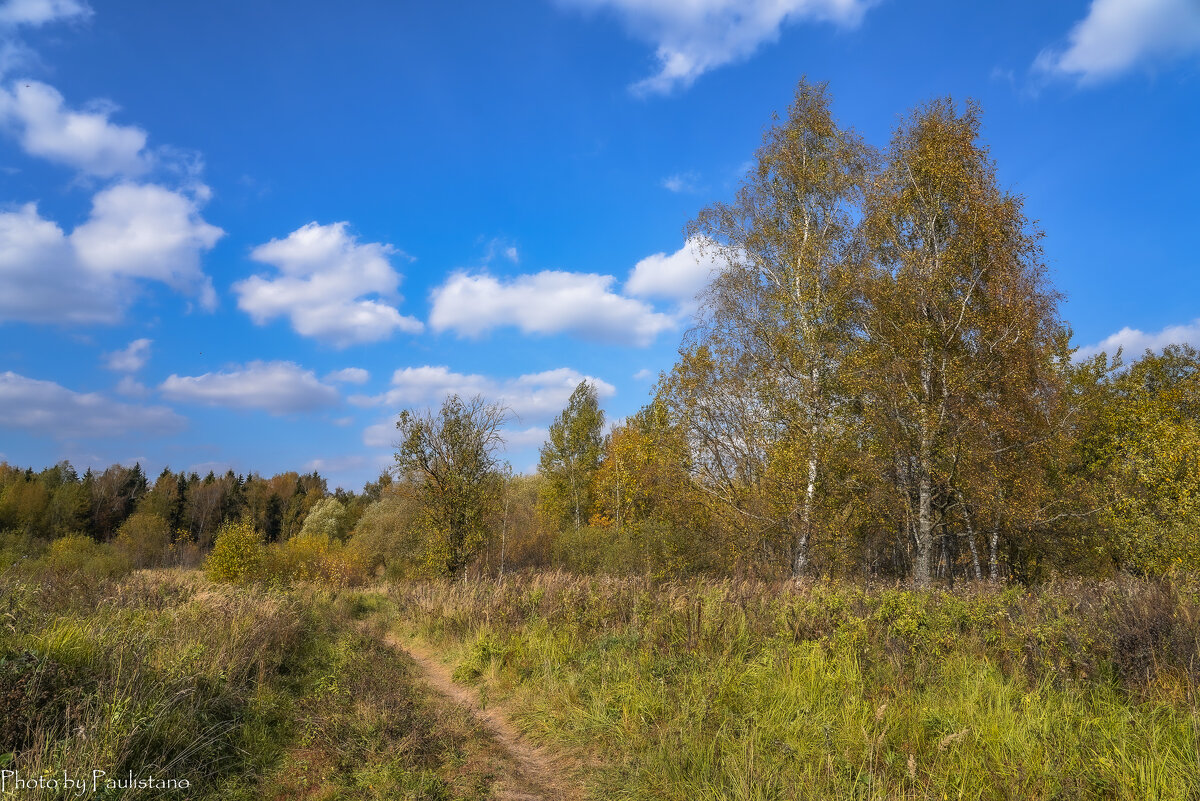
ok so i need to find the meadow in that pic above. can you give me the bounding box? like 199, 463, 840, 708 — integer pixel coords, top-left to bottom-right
379, 573, 1200, 800
0, 556, 522, 800
1, 478, 1198, 799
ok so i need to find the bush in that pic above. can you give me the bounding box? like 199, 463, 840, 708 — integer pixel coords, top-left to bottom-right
298, 497, 351, 541
39, 534, 130, 578
347, 493, 423, 577
0, 529, 41, 570
267, 532, 365, 587
205, 519, 266, 583
114, 511, 172, 567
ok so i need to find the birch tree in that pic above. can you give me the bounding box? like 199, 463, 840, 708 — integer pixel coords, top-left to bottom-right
858, 99, 1069, 587
684, 78, 873, 577
538, 381, 605, 530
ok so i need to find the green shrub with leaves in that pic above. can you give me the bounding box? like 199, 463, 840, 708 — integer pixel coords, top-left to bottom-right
266, 531, 366, 587
114, 510, 172, 567
347, 492, 424, 578
298, 497, 351, 541
39, 534, 130, 578
205, 519, 266, 583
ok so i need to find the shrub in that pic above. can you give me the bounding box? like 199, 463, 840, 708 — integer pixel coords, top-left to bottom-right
298, 497, 351, 541
205, 519, 266, 583
267, 531, 366, 587
347, 493, 423, 577
39, 534, 130, 578
114, 511, 172, 567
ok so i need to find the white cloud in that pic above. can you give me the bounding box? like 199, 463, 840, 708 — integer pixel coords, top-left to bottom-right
430, 269, 676, 346
72, 183, 223, 308
505, 367, 618, 420
625, 235, 725, 309
383, 364, 615, 422
558, 0, 876, 94
0, 0, 90, 28
303, 454, 370, 475
0, 202, 121, 323
103, 337, 152, 372
1034, 0, 1200, 83
366, 418, 548, 455
1075, 318, 1200, 361
0, 370, 182, 439
159, 361, 340, 415
114, 375, 147, 397
361, 365, 615, 449
235, 221, 423, 347
504, 246, 520, 263
0, 187, 220, 324
633, 368, 653, 380
324, 367, 369, 384
503, 426, 551, 450
382, 365, 492, 406
0, 81, 149, 177
362, 418, 398, 449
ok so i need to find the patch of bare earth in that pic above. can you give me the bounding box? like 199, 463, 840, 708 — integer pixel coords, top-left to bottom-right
382, 633, 585, 801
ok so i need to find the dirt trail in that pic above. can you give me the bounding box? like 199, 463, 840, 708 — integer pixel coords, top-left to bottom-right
383, 632, 583, 801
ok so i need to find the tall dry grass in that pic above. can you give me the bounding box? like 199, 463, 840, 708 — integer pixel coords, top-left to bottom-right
385, 573, 1200, 800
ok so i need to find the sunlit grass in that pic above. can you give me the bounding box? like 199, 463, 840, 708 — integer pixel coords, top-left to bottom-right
387, 574, 1200, 800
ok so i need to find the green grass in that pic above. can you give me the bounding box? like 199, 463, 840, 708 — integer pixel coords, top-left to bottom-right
385, 574, 1200, 800
0, 568, 511, 800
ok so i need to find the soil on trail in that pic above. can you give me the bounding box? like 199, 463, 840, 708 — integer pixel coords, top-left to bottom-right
383, 633, 584, 801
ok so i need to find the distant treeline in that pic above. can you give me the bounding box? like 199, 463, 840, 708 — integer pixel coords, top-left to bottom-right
0, 461, 385, 549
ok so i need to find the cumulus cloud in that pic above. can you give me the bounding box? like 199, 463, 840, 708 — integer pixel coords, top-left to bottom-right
324, 367, 369, 384
0, 0, 90, 28
625, 235, 724, 309
0, 186, 221, 324
429, 270, 675, 346
160, 361, 340, 415
303, 454, 372, 475
0, 370, 182, 439
502, 425, 552, 450
235, 222, 423, 347
0, 202, 121, 323
381, 364, 614, 420
0, 81, 150, 177
558, 0, 876, 94
1075, 318, 1200, 361
1034, 0, 1200, 83
72, 183, 223, 308
360, 365, 615, 449
103, 337, 151, 372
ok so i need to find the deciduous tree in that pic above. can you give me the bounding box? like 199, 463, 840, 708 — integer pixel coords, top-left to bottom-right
858, 98, 1069, 586
683, 78, 873, 577
539, 381, 605, 530
395, 394, 509, 576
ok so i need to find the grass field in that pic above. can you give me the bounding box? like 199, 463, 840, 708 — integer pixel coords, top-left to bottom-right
382, 573, 1200, 800
0, 567, 515, 800
4, 563, 1199, 799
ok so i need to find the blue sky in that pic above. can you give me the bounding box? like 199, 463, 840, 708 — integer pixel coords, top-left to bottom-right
1, 0, 1197, 490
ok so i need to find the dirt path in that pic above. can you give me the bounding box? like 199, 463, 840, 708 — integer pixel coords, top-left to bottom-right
382, 632, 583, 801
